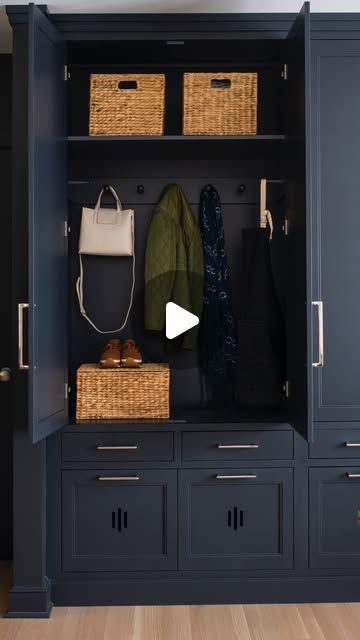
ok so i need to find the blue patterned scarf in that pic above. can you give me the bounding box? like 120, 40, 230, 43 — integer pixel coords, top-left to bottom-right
199, 185, 237, 404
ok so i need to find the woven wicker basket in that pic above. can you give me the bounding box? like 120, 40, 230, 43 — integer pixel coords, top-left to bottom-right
183, 72, 258, 136
76, 363, 170, 420
89, 74, 165, 136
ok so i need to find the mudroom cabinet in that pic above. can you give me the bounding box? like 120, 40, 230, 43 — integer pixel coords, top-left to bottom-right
6, 2, 360, 618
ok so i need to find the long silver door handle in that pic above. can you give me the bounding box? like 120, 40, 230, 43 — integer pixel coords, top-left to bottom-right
97, 476, 140, 481
347, 473, 360, 479
18, 303, 29, 370
312, 300, 324, 368
215, 474, 257, 480
345, 443, 360, 448
217, 444, 259, 449
96, 445, 138, 451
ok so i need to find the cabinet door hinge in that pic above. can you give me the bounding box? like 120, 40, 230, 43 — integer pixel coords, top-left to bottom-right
64, 221, 70, 237
283, 219, 289, 236
281, 63, 288, 80
283, 380, 290, 398
65, 383, 71, 400
64, 65, 70, 81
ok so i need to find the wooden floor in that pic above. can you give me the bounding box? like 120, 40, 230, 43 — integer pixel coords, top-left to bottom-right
2, 563, 360, 640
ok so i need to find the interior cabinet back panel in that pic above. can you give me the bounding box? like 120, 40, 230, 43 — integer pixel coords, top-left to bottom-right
68, 170, 286, 418
62, 469, 177, 572
311, 41, 360, 421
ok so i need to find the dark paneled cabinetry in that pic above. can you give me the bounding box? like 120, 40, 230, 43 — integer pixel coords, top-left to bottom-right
311, 41, 360, 422
6, 2, 360, 617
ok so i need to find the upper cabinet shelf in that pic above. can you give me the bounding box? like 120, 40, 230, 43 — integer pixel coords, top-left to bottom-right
67, 134, 286, 142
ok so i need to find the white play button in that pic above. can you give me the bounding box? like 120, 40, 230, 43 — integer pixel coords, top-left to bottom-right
166, 302, 199, 340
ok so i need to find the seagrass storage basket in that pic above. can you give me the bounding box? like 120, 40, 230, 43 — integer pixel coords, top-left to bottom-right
89, 73, 165, 136
183, 72, 258, 136
76, 363, 170, 420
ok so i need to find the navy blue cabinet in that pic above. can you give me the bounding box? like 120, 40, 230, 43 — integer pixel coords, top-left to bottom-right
8, 0, 360, 615
28, 5, 68, 442
62, 469, 177, 572
311, 40, 360, 422
179, 468, 293, 570
310, 467, 360, 568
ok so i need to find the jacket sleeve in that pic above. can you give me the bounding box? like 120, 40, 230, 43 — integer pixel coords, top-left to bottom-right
144, 207, 177, 332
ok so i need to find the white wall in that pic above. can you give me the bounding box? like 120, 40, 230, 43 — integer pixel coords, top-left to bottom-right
1, 0, 360, 53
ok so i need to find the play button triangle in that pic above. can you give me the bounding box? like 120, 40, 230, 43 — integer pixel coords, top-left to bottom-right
165, 302, 199, 340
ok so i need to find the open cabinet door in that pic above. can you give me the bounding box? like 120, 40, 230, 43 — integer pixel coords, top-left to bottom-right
28, 5, 68, 443
285, 2, 313, 441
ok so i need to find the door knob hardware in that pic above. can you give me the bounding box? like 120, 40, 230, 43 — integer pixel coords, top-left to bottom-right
345, 442, 360, 448
0, 368, 11, 382
18, 303, 29, 370
347, 473, 360, 479
96, 445, 138, 451
217, 444, 259, 449
97, 475, 140, 481
215, 474, 257, 480
312, 300, 324, 368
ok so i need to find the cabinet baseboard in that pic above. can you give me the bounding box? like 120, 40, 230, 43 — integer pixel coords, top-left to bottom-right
51, 576, 360, 607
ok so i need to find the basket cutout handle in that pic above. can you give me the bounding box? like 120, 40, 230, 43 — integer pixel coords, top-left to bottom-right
211, 78, 231, 89
118, 80, 138, 90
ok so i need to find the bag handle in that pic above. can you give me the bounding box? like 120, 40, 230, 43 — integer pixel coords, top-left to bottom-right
75, 222, 136, 334
95, 185, 122, 213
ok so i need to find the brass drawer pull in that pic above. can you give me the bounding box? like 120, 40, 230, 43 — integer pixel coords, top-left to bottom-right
97, 476, 140, 481
345, 443, 360, 448
18, 303, 29, 370
347, 473, 360, 479
312, 300, 324, 368
217, 444, 259, 449
96, 445, 138, 451
215, 474, 257, 480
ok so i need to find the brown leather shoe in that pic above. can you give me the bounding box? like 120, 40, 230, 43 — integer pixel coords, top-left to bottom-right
99, 338, 121, 368
121, 339, 142, 368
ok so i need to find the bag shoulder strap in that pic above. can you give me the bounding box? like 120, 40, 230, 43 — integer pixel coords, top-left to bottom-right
76, 214, 136, 334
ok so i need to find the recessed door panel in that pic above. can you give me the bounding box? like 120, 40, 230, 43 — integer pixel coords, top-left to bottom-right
179, 468, 293, 570
62, 470, 177, 572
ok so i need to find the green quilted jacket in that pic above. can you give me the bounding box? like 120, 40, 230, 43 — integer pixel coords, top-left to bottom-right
144, 184, 204, 349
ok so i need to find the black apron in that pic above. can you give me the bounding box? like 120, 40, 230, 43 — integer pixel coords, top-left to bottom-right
236, 228, 286, 408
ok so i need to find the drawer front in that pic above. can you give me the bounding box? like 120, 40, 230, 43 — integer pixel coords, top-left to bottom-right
182, 430, 293, 461
310, 467, 360, 568
62, 469, 177, 572
62, 432, 174, 462
179, 468, 293, 570
310, 428, 360, 459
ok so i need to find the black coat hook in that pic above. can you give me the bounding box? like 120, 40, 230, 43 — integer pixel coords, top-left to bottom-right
103, 184, 111, 193
137, 184, 145, 194
238, 184, 246, 194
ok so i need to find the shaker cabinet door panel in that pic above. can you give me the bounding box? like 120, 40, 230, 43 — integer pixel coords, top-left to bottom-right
28, 5, 68, 442
179, 468, 293, 571
311, 41, 360, 421
62, 470, 177, 572
310, 468, 360, 568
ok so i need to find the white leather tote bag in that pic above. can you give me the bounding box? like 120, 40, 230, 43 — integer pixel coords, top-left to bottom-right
76, 186, 135, 333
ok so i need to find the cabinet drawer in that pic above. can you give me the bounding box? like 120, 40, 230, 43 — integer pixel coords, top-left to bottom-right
310, 467, 360, 568
62, 469, 177, 572
182, 430, 293, 461
62, 432, 174, 462
179, 468, 293, 570
309, 429, 360, 459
